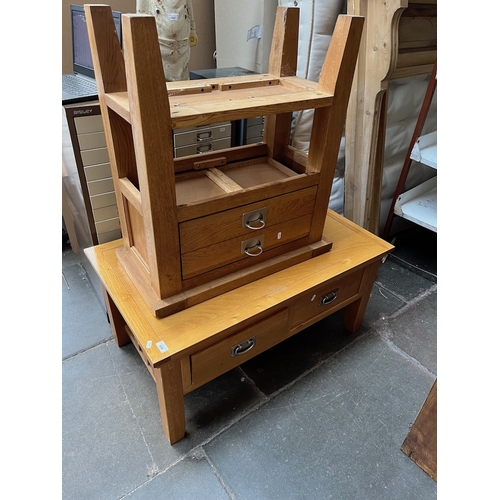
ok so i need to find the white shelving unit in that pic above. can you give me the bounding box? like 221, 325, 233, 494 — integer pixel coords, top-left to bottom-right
382, 62, 437, 239
394, 131, 437, 232
410, 131, 437, 169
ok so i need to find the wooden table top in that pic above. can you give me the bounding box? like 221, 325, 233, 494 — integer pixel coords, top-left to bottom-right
85, 210, 393, 366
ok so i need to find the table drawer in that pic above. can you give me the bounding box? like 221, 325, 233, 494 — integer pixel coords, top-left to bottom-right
181, 214, 312, 279
290, 269, 364, 330
179, 186, 317, 254
190, 308, 289, 387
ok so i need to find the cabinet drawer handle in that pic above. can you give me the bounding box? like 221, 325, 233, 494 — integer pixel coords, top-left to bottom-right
231, 336, 256, 357
197, 131, 212, 141
320, 289, 338, 306
197, 144, 212, 154
244, 241, 263, 257
242, 207, 267, 230
245, 215, 265, 230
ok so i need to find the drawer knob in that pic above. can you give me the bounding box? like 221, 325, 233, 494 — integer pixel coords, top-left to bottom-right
320, 289, 338, 306
244, 240, 263, 257
231, 336, 256, 357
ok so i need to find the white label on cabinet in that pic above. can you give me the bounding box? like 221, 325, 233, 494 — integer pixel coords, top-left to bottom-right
146, 340, 153, 349
277, 232, 282, 239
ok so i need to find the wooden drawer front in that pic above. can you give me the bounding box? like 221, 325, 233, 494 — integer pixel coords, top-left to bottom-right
291, 269, 364, 329
179, 186, 317, 254
181, 214, 312, 279
191, 308, 289, 387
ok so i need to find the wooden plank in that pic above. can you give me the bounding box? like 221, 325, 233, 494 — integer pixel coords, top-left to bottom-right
264, 6, 299, 162
401, 380, 437, 481
105, 80, 332, 130
205, 168, 244, 193
344, 0, 407, 233
173, 143, 268, 173
344, 0, 437, 233
118, 178, 142, 216
218, 78, 280, 91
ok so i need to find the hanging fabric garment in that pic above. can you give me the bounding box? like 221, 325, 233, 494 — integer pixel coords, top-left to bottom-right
136, 0, 197, 81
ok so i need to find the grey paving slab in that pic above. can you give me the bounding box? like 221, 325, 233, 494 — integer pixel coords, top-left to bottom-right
127, 455, 231, 499
62, 258, 112, 359
205, 333, 437, 500
106, 341, 265, 462
62, 344, 154, 500
364, 280, 406, 324
376, 258, 435, 302
63, 338, 265, 498
378, 289, 437, 375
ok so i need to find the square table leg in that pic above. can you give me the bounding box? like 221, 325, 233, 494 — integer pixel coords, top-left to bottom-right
102, 286, 131, 347
154, 359, 186, 444
344, 260, 381, 332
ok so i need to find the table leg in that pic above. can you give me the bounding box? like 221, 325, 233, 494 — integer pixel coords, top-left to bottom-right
344, 260, 381, 333
102, 286, 131, 347
154, 359, 186, 444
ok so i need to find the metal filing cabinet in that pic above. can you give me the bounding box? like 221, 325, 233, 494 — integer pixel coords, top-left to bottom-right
243, 116, 265, 145
173, 122, 232, 158
63, 101, 122, 246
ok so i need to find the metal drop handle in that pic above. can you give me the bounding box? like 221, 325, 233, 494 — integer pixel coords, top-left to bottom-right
245, 215, 265, 230
244, 241, 263, 257
320, 289, 338, 306
231, 336, 256, 357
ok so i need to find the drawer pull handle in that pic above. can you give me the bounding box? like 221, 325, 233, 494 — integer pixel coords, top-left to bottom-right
197, 131, 212, 141
245, 215, 265, 230
231, 336, 256, 357
320, 289, 338, 306
242, 207, 267, 230
244, 241, 263, 257
197, 144, 212, 154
